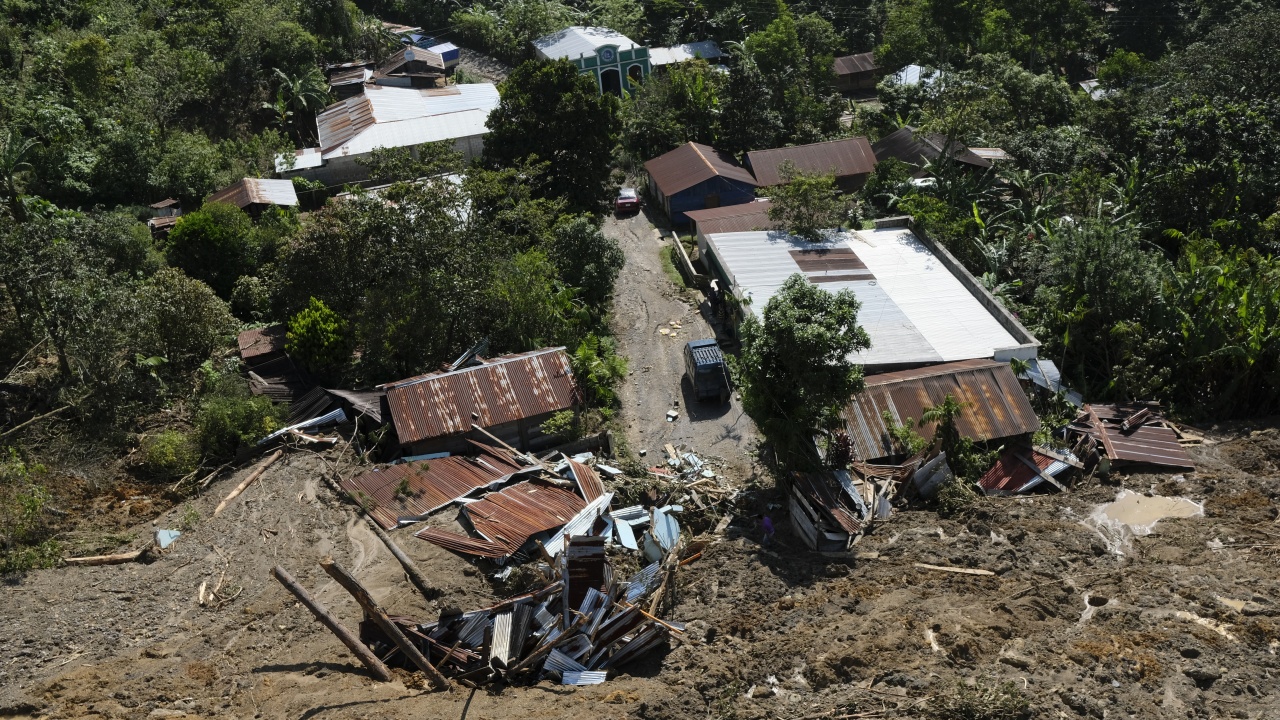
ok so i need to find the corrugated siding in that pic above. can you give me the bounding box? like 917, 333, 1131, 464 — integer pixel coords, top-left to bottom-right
340, 442, 526, 528
384, 348, 575, 446
746, 137, 877, 187
842, 360, 1040, 461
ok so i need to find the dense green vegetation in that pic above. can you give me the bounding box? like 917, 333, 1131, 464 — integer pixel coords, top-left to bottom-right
2, 0, 1280, 566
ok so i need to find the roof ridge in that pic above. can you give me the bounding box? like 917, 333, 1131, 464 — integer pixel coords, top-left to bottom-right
689, 143, 717, 176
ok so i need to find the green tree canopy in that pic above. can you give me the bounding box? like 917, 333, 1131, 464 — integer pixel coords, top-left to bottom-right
737, 274, 871, 464
164, 202, 257, 300
764, 162, 851, 241
483, 60, 620, 215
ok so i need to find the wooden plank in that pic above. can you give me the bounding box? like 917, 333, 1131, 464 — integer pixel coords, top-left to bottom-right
1013, 452, 1068, 493
913, 563, 995, 577
213, 450, 283, 516
271, 566, 392, 682
1086, 405, 1117, 461
1033, 446, 1085, 470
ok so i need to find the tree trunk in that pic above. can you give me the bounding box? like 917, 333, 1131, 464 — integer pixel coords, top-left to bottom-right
271, 566, 392, 682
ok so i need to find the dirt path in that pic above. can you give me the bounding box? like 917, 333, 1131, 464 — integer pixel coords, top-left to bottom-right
605, 210, 762, 484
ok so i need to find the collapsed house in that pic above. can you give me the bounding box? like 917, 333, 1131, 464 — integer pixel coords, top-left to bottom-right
1067, 403, 1195, 472
236, 325, 310, 405
380, 347, 577, 456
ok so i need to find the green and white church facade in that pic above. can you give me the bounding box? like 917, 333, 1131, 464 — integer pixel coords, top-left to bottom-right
533, 26, 651, 95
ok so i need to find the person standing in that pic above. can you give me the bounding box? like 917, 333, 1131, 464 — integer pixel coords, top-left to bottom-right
760, 514, 775, 548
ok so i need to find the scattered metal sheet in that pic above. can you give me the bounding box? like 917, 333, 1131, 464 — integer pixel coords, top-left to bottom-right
341, 442, 527, 529
1070, 404, 1194, 470
564, 537, 607, 612
614, 518, 638, 550
650, 506, 681, 552
912, 453, 953, 499
566, 460, 606, 502
491, 611, 514, 664
979, 446, 1077, 496
417, 480, 588, 560
541, 492, 614, 559
545, 649, 586, 675
257, 408, 347, 446
625, 563, 662, 604
562, 670, 608, 685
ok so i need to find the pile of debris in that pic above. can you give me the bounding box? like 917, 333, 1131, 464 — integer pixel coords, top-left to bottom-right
1067, 403, 1196, 472
647, 443, 738, 507
788, 459, 917, 552
274, 538, 684, 689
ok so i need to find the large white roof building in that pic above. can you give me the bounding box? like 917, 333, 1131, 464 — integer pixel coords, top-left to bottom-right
700, 226, 1039, 370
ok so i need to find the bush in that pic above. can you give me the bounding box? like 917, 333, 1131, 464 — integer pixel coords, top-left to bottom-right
931, 679, 1031, 720
164, 202, 257, 299
541, 410, 582, 442
140, 430, 200, 479
286, 296, 350, 382
0, 448, 61, 574
195, 392, 283, 459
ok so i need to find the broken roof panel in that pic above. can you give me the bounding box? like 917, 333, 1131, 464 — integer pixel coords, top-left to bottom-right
644, 142, 758, 197
382, 347, 576, 447
1073, 404, 1195, 470
237, 325, 287, 362
341, 442, 529, 529
979, 446, 1072, 495
416, 479, 588, 559
842, 359, 1041, 461
747, 137, 877, 187
791, 472, 864, 535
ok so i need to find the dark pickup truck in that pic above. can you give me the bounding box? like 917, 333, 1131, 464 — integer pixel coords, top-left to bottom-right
684, 339, 731, 403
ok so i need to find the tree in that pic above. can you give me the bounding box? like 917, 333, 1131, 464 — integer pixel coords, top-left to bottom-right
921, 392, 967, 456
483, 250, 582, 352
0, 128, 36, 216
619, 60, 723, 162
737, 274, 871, 464
135, 268, 237, 375
547, 215, 625, 308
164, 202, 258, 300
765, 162, 850, 241
483, 60, 620, 214
287, 297, 350, 382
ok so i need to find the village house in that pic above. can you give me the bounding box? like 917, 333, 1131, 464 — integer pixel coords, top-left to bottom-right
380, 347, 577, 456
745, 137, 878, 193
533, 26, 651, 95
871, 126, 993, 178
644, 142, 758, 224
207, 178, 299, 216
277, 83, 500, 187
832, 52, 882, 92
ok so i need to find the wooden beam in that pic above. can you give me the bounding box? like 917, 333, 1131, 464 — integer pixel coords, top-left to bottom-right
1013, 451, 1068, 493
213, 450, 283, 516
366, 520, 437, 605
1086, 405, 1117, 461
319, 556, 449, 690
64, 548, 145, 566
272, 566, 392, 682
913, 562, 995, 577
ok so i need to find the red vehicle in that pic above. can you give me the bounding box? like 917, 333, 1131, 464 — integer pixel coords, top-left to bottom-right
615, 187, 641, 214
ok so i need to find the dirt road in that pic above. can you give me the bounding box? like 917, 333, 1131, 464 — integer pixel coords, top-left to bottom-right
605, 209, 762, 484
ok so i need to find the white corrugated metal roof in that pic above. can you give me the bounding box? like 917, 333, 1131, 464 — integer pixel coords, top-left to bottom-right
365, 83, 499, 123
428, 42, 458, 53
275, 147, 323, 173
649, 40, 722, 67
704, 228, 1023, 368
327, 108, 489, 158
533, 26, 640, 60
893, 64, 940, 87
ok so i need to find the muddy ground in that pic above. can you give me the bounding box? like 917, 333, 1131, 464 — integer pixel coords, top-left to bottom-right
2, 211, 1280, 720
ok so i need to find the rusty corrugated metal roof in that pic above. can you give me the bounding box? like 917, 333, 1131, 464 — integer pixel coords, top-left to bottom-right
317, 94, 376, 153
979, 446, 1063, 495
416, 479, 587, 559
567, 460, 605, 503
207, 178, 299, 208
685, 201, 778, 236
644, 142, 757, 197
791, 472, 863, 535
237, 325, 287, 361
1072, 404, 1194, 470
842, 359, 1041, 461
341, 442, 528, 529
747, 137, 877, 187
382, 348, 575, 446
871, 126, 992, 174
833, 52, 878, 76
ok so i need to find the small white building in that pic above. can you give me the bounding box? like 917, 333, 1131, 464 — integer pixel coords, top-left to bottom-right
698, 226, 1039, 372
277, 83, 500, 187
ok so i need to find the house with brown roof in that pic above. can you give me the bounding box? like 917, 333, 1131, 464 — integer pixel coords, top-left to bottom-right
207, 178, 299, 216
745, 137, 878, 193
684, 200, 778, 248
871, 126, 993, 178
379, 347, 577, 456
643, 142, 758, 224
833, 52, 882, 92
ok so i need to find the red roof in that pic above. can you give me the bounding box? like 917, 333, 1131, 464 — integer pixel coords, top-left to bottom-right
644, 142, 757, 197
979, 447, 1056, 495
341, 442, 528, 529
746, 137, 877, 187
382, 348, 576, 446
237, 325, 288, 361
416, 479, 587, 559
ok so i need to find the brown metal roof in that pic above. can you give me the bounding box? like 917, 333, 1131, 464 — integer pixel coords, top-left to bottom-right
207, 178, 299, 208
1071, 404, 1194, 470
978, 446, 1067, 495
686, 201, 778, 236
382, 348, 576, 446
644, 142, 757, 197
341, 442, 528, 529
841, 359, 1041, 461
325, 388, 386, 424
150, 198, 179, 209
568, 460, 605, 503
416, 479, 587, 559
316, 94, 376, 154
833, 52, 878, 76
237, 325, 287, 361
871, 126, 992, 174
374, 45, 445, 79
747, 137, 877, 187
